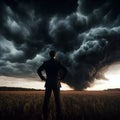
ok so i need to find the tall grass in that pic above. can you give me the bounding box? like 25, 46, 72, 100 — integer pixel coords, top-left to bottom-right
0, 91, 120, 120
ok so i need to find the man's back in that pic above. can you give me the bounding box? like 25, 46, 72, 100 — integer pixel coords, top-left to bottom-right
37, 58, 67, 88
44, 59, 61, 80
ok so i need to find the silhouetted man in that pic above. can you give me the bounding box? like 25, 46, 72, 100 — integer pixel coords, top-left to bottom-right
37, 50, 67, 120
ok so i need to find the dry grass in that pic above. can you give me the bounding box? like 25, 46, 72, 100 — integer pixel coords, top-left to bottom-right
0, 91, 120, 120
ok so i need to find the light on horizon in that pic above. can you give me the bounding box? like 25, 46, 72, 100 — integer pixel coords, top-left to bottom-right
0, 63, 120, 91
86, 62, 120, 91
0, 76, 73, 91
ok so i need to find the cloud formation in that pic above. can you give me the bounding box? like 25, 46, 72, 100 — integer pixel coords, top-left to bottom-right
0, 0, 120, 89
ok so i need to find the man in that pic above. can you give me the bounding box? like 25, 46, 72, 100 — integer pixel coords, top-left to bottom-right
37, 50, 67, 120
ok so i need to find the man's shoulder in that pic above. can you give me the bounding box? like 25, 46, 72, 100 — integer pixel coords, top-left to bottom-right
44, 59, 60, 65
54, 59, 61, 64
43, 59, 53, 64
43, 60, 49, 65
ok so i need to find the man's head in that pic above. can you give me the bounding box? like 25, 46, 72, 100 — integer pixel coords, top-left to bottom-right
49, 50, 56, 59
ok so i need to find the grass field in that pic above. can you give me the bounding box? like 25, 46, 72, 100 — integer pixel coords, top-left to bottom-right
0, 90, 120, 120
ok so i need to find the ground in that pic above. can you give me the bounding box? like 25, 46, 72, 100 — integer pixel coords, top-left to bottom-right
0, 90, 120, 120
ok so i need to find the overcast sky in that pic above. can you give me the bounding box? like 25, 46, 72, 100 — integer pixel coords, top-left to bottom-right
0, 0, 120, 90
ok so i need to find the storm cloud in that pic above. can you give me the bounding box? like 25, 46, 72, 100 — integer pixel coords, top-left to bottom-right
0, 0, 120, 90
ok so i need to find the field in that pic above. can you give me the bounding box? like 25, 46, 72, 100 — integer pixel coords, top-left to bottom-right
0, 91, 120, 120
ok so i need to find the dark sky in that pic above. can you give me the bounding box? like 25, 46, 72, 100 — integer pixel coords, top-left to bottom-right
0, 0, 120, 90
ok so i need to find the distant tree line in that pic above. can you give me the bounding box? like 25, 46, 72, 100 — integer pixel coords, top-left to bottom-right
0, 87, 42, 91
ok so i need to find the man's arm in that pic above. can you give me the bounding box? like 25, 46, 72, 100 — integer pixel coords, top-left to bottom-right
37, 64, 46, 81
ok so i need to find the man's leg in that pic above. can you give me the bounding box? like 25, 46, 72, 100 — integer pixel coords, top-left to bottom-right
42, 87, 52, 120
53, 87, 62, 119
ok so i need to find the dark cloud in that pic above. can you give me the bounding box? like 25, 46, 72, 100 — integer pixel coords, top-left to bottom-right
3, 0, 78, 16
0, 0, 120, 90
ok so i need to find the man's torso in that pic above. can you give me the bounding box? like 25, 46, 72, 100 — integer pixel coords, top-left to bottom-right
43, 59, 61, 88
